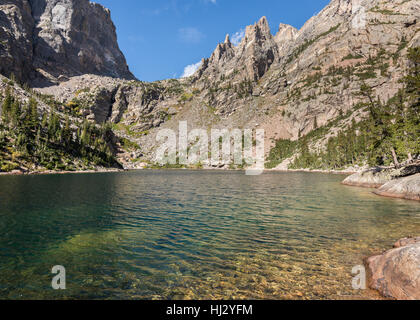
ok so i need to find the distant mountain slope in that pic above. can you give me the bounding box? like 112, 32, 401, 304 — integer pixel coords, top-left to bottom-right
0, 74, 122, 173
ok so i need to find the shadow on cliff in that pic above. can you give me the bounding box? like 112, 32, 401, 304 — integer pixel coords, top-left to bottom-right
27, 0, 136, 87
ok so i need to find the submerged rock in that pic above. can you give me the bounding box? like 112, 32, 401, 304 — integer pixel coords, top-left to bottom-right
367, 237, 420, 300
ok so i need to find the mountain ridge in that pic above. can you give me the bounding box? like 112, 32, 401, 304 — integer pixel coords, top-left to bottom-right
0, 0, 419, 172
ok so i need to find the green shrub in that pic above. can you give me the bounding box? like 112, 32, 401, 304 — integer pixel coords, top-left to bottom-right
1, 162, 19, 172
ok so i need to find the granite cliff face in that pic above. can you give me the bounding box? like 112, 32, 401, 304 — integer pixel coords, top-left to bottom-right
0, 0, 134, 84
1, 0, 419, 169
0, 0, 34, 82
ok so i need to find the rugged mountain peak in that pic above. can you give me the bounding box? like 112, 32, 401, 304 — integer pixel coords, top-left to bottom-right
256, 16, 270, 33
29, 0, 135, 83
193, 16, 280, 83
274, 23, 297, 50
229, 16, 278, 81
316, 0, 353, 19
243, 16, 272, 44
0, 0, 135, 84
208, 38, 235, 66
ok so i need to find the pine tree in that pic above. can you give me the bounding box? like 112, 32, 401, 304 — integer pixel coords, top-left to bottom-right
48, 111, 59, 142
35, 127, 41, 145
28, 98, 39, 130
63, 115, 71, 145
1, 87, 12, 123
403, 47, 420, 159
0, 130, 5, 149
16, 132, 28, 154
41, 113, 48, 128
80, 120, 90, 147
10, 100, 21, 126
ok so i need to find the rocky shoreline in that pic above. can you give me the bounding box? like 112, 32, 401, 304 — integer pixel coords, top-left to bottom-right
0, 165, 358, 176
342, 162, 420, 201
0, 167, 124, 176
366, 237, 420, 300
270, 168, 357, 175
346, 165, 420, 299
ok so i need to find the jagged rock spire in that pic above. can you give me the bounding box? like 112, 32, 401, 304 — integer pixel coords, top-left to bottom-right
244, 16, 272, 42
197, 16, 280, 83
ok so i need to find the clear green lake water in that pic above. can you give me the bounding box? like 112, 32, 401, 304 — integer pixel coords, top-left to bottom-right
0, 170, 419, 299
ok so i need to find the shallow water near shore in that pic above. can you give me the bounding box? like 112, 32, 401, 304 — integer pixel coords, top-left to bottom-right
0, 170, 419, 299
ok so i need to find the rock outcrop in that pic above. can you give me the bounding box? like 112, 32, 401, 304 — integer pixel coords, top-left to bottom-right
0, 0, 134, 85
194, 16, 279, 84
374, 174, 420, 201
342, 163, 420, 201
367, 237, 420, 300
342, 167, 395, 188
0, 0, 34, 82
274, 23, 297, 51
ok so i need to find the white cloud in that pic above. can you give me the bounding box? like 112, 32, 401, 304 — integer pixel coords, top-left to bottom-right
181, 60, 202, 78
231, 29, 245, 46
127, 35, 145, 44
178, 27, 205, 43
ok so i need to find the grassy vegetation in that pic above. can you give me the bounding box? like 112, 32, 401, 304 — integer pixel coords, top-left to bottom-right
119, 137, 140, 151
266, 139, 298, 169
286, 24, 341, 64
342, 53, 363, 61
179, 92, 194, 102
235, 79, 253, 98
369, 6, 403, 16
112, 122, 149, 138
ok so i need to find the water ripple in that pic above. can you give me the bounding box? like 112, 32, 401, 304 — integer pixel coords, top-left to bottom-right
0, 171, 419, 299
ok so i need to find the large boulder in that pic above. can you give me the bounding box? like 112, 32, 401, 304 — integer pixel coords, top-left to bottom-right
374, 173, 420, 201
367, 238, 420, 300
342, 167, 394, 188
343, 163, 420, 192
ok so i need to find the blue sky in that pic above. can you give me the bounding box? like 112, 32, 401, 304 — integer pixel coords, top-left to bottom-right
95, 0, 331, 82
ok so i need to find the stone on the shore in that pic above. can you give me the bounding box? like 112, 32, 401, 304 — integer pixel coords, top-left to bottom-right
342, 167, 393, 188
367, 237, 420, 300
374, 174, 420, 201
343, 164, 420, 201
